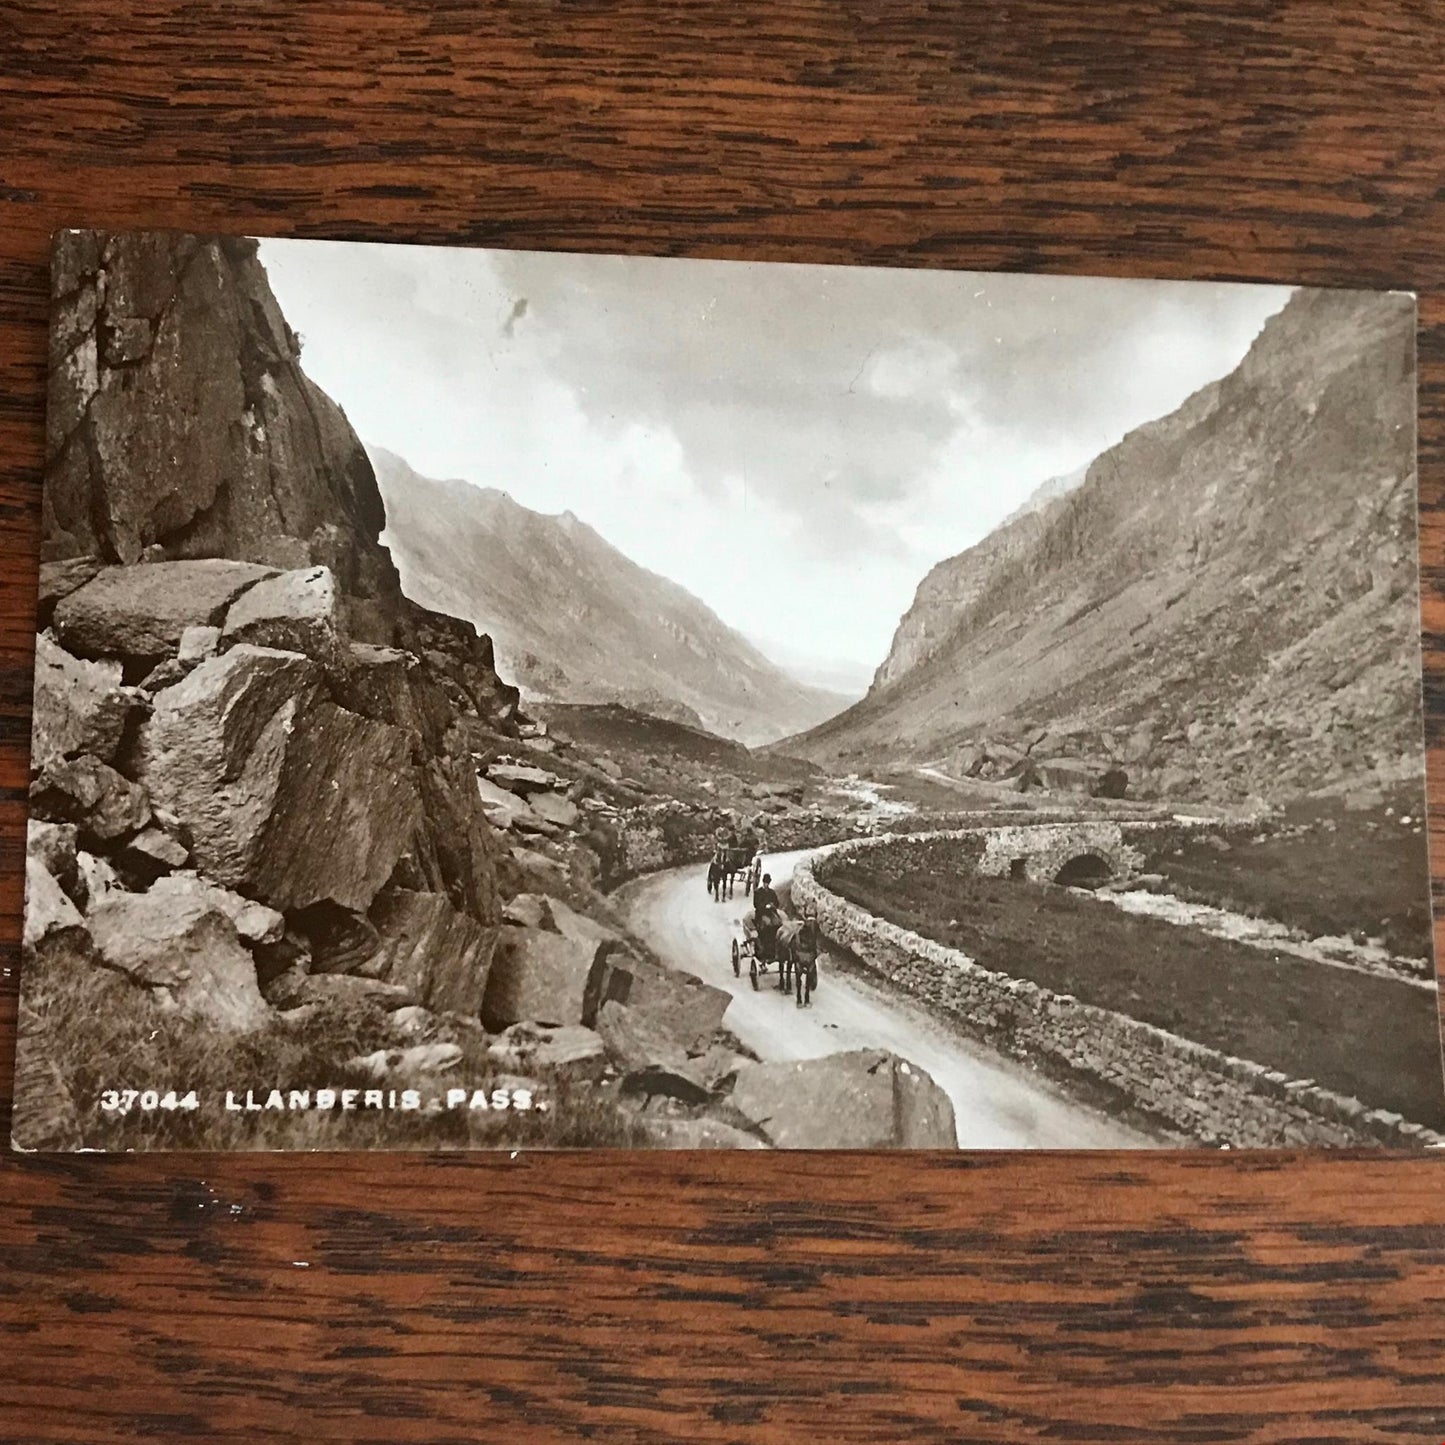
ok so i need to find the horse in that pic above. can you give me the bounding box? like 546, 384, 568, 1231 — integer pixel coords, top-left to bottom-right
775, 916, 820, 1006
718, 844, 755, 901
706, 851, 727, 902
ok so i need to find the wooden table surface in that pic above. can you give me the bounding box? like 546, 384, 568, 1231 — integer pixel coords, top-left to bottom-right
2, 4, 1443, 1441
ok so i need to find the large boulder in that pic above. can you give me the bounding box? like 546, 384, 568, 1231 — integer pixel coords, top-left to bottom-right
51, 559, 275, 663
23, 856, 92, 966
37, 557, 103, 626
482, 925, 605, 1029
730, 1051, 958, 1149
367, 887, 495, 1015
488, 762, 562, 796
114, 825, 190, 886
594, 999, 689, 1072
528, 792, 580, 829
1093, 766, 1130, 799
30, 634, 138, 769
27, 819, 79, 900
137, 644, 420, 912
144, 872, 285, 946
547, 896, 623, 957
220, 565, 344, 667
403, 756, 501, 925
87, 882, 269, 1030
30, 754, 150, 844
586, 951, 730, 1050
477, 775, 537, 831
330, 642, 450, 755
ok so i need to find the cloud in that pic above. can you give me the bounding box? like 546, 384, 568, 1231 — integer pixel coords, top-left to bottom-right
258, 238, 1292, 677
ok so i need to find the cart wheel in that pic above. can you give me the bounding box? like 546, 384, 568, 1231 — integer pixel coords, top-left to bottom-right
731, 939, 740, 977
749, 956, 759, 991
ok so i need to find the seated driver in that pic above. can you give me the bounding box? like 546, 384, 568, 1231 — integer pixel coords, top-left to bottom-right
752, 872, 780, 954
753, 871, 779, 915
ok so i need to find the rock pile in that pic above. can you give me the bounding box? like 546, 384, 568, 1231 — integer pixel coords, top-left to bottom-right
18, 232, 522, 1143
25, 556, 508, 1031
948, 734, 1129, 799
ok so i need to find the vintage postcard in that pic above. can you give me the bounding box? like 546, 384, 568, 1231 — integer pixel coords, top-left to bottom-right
15, 229, 1442, 1151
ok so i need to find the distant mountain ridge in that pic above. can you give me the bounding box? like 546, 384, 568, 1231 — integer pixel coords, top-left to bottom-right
871, 465, 1086, 692
790, 288, 1423, 804
369, 447, 847, 746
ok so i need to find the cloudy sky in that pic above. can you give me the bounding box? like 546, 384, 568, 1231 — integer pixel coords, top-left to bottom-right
260, 239, 1291, 693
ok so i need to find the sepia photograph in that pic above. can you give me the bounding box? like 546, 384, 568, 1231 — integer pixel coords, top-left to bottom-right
15, 229, 1442, 1151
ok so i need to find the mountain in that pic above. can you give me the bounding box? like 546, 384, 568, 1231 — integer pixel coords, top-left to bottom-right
787, 288, 1422, 803
871, 465, 1086, 692
369, 448, 848, 746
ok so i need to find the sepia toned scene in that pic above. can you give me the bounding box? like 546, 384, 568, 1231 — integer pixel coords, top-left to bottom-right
14, 230, 1442, 1151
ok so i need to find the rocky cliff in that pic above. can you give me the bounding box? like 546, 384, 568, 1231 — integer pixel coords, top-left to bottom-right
18, 232, 532, 1149
872, 469, 1083, 691
370, 447, 847, 747
791, 288, 1423, 805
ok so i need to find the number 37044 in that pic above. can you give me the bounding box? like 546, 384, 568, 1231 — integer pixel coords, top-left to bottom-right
99, 1089, 200, 1114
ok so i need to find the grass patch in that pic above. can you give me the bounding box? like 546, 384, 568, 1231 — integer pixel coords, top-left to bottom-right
1135, 788, 1432, 959
819, 836, 1445, 1128
15, 949, 650, 1151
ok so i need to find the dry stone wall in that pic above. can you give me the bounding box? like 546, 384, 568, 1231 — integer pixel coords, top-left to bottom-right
599, 800, 853, 890
795, 831, 1444, 1149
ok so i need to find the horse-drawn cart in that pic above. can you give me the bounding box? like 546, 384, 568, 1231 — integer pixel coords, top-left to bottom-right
731, 907, 820, 1006
708, 844, 758, 901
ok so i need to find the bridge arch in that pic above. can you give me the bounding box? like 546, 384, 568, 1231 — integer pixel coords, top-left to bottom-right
1053, 852, 1113, 889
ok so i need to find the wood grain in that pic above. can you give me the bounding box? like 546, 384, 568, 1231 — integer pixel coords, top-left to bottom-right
2, 3, 1444, 1440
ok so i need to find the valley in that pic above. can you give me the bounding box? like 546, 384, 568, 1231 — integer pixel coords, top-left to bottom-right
18, 229, 1439, 1155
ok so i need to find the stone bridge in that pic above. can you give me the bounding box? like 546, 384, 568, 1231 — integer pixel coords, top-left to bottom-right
973, 821, 1145, 886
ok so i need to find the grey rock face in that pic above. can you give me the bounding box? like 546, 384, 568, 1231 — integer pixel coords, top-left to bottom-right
220, 565, 344, 667
87, 884, 269, 1031
51, 560, 275, 663
483, 925, 606, 1029
368, 887, 495, 1015
31, 634, 137, 770
137, 644, 420, 912
30, 754, 151, 844
595, 998, 689, 1072
730, 1050, 958, 1149
586, 951, 730, 1051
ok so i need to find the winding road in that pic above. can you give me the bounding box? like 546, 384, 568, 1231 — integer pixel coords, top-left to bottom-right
616, 847, 1156, 1149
